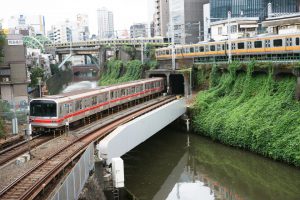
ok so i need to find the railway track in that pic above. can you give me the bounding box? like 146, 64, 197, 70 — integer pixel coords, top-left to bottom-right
0, 136, 53, 167
0, 96, 176, 200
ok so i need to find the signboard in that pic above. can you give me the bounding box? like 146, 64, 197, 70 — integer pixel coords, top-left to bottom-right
8, 39, 23, 46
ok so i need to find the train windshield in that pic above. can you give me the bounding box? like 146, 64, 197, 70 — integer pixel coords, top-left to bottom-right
30, 100, 57, 117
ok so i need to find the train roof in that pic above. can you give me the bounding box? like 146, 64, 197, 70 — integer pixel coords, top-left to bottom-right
31, 77, 164, 103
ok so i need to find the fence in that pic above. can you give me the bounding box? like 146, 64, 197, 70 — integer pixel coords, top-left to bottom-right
50, 144, 95, 200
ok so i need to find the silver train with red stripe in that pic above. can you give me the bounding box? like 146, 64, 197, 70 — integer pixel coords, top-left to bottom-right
29, 78, 165, 132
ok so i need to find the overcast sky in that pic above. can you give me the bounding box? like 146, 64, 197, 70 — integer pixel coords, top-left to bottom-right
0, 0, 154, 34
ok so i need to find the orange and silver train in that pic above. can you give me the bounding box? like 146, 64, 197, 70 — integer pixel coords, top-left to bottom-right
156, 34, 300, 62
29, 78, 165, 132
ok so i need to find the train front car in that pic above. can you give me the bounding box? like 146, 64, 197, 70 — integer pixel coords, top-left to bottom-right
29, 99, 60, 133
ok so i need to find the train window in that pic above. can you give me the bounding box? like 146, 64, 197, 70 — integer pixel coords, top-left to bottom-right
273, 39, 282, 47
199, 46, 204, 52
92, 96, 97, 105
190, 47, 194, 53
30, 100, 57, 117
131, 87, 135, 94
195, 46, 199, 52
286, 38, 292, 46
210, 45, 216, 51
121, 89, 126, 96
110, 91, 114, 99
217, 44, 221, 51
265, 40, 271, 48
231, 43, 236, 50
247, 42, 252, 49
254, 41, 262, 48
238, 42, 244, 49
75, 100, 82, 110
205, 45, 209, 52
296, 38, 300, 46
166, 50, 170, 55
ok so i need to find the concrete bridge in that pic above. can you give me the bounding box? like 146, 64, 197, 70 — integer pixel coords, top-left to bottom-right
49, 96, 187, 200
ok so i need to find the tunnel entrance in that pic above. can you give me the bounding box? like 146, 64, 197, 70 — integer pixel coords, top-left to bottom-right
169, 74, 184, 95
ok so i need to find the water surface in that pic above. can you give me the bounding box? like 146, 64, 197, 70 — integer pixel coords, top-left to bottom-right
124, 125, 300, 200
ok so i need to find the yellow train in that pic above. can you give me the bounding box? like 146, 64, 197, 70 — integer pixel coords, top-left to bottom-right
155, 34, 300, 63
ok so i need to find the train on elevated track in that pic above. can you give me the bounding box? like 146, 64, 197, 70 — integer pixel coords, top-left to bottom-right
29, 78, 165, 133
155, 33, 300, 63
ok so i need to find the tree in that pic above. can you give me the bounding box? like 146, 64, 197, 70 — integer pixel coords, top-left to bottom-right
30, 67, 45, 87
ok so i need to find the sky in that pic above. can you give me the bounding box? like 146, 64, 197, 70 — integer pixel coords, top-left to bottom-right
0, 0, 154, 35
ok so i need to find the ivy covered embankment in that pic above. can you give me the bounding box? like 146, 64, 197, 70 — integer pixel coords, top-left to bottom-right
192, 62, 300, 166
99, 59, 157, 86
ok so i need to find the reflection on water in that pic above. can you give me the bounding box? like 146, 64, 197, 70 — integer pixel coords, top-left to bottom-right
123, 125, 300, 200
62, 81, 98, 93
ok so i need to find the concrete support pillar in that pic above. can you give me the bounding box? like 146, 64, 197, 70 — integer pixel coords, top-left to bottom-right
183, 74, 190, 98
84, 55, 88, 65
58, 54, 63, 63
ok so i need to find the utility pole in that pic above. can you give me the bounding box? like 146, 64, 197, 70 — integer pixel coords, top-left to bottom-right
141, 40, 144, 65
198, 21, 201, 43
227, 11, 232, 64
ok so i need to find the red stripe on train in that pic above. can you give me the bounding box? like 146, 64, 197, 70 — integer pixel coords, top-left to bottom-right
31, 87, 162, 124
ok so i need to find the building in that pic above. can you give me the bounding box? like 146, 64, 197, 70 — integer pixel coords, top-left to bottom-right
169, 0, 209, 44
154, 0, 170, 37
130, 23, 147, 38
97, 8, 114, 39
48, 21, 73, 43
262, 13, 300, 35
0, 34, 29, 107
210, 0, 299, 21
7, 14, 46, 36
76, 14, 90, 41
210, 17, 259, 41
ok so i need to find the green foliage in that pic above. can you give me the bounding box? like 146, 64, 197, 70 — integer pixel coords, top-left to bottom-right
50, 64, 60, 75
122, 45, 137, 60
145, 44, 156, 60
99, 59, 143, 86
194, 67, 210, 89
0, 100, 10, 137
145, 60, 158, 70
193, 62, 300, 166
30, 67, 45, 87
0, 31, 5, 63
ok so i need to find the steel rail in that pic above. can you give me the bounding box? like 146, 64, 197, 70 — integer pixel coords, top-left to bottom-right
0, 96, 176, 200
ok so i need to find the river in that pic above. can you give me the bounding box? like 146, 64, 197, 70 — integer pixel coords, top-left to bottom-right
123, 123, 300, 200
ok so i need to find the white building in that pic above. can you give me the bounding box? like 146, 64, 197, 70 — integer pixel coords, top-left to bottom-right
130, 23, 147, 38
203, 3, 210, 41
262, 13, 300, 35
97, 8, 114, 39
210, 17, 259, 41
76, 14, 90, 41
7, 14, 46, 36
48, 16, 90, 43
48, 21, 73, 43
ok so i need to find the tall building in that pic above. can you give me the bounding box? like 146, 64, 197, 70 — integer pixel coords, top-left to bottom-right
7, 14, 46, 36
97, 8, 114, 39
169, 0, 209, 44
130, 23, 147, 38
210, 0, 299, 21
154, 0, 170, 37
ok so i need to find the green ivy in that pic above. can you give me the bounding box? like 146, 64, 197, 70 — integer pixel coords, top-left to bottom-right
99, 59, 143, 86
193, 62, 300, 166
30, 67, 45, 87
